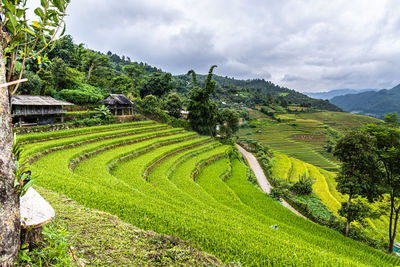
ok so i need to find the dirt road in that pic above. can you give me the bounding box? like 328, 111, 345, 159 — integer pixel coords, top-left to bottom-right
237, 144, 306, 218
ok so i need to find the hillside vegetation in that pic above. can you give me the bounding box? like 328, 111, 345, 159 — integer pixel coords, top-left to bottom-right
331, 84, 400, 118
19, 122, 400, 266
18, 35, 341, 114
239, 109, 400, 246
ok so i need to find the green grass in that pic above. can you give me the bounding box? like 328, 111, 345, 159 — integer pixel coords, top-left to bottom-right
35, 187, 222, 266
20, 122, 400, 266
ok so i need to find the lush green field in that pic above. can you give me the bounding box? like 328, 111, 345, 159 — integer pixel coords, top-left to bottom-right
270, 150, 395, 243
21, 122, 400, 266
238, 111, 379, 170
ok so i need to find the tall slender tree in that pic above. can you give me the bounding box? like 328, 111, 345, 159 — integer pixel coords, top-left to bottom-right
365, 119, 400, 253
187, 65, 218, 136
0, 1, 69, 264
333, 131, 382, 237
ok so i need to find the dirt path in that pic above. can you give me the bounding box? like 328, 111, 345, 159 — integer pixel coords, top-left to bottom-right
237, 144, 306, 219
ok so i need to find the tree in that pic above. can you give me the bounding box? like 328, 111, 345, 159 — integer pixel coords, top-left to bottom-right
48, 57, 68, 91
80, 50, 110, 81
338, 197, 371, 233
333, 131, 382, 237
365, 121, 400, 253
384, 112, 400, 127
141, 94, 160, 114
46, 35, 75, 65
139, 72, 172, 98
218, 108, 239, 138
111, 75, 133, 95
164, 93, 182, 118
0, 1, 69, 264
187, 65, 218, 136
18, 71, 43, 95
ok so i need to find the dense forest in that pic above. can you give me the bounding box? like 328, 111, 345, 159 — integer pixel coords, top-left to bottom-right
17, 35, 341, 112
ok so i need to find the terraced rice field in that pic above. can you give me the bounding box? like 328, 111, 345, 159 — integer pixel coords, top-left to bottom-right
20, 121, 400, 266
240, 120, 338, 169
270, 151, 394, 241
238, 111, 379, 170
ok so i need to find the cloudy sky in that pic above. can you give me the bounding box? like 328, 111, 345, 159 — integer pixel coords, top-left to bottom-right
60, 0, 400, 92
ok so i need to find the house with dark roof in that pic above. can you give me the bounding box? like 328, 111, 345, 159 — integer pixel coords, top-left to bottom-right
98, 94, 133, 115
11, 95, 74, 125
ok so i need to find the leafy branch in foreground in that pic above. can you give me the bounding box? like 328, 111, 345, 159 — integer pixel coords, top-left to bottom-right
0, 0, 70, 96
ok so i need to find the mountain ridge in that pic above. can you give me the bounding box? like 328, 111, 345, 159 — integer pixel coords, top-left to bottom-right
330, 84, 400, 118
305, 88, 380, 100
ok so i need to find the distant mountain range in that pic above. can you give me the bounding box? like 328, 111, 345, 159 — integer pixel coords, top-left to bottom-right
330, 84, 400, 119
304, 88, 379, 100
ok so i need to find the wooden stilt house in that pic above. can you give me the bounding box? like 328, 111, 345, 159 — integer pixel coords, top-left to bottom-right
11, 95, 74, 125
98, 94, 133, 115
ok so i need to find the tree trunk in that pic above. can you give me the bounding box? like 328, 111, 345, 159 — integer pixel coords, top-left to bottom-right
0, 47, 20, 266
345, 194, 352, 237
345, 218, 351, 237
87, 62, 95, 81
388, 205, 400, 254
20, 227, 43, 250
388, 195, 395, 253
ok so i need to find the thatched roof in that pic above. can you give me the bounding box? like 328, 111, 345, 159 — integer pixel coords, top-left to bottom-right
99, 94, 133, 105
11, 95, 74, 106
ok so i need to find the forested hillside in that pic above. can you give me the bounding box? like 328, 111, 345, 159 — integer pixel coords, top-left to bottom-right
18, 35, 341, 112
174, 74, 342, 111
331, 84, 400, 118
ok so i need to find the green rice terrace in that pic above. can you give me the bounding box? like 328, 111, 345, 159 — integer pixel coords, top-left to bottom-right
20, 121, 400, 266
238, 110, 379, 170
239, 109, 393, 244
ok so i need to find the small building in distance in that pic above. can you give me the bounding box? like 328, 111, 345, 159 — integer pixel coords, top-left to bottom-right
11, 95, 74, 125
98, 94, 133, 115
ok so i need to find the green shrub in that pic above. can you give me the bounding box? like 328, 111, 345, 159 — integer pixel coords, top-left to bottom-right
19, 224, 74, 266
291, 173, 313, 195
269, 187, 282, 201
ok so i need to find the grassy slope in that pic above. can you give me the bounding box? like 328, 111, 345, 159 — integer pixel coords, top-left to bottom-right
240, 110, 397, 240
21, 122, 400, 266
36, 187, 222, 266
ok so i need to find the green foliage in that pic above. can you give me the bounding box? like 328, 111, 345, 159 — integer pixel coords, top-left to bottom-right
111, 74, 133, 94
268, 187, 282, 201
364, 122, 400, 251
218, 108, 239, 138
175, 74, 341, 112
334, 130, 382, 201
58, 83, 103, 104
1, 0, 70, 97
291, 173, 313, 195
139, 72, 173, 98
187, 66, 218, 136
384, 113, 400, 127
12, 141, 35, 198
164, 93, 182, 118
49, 57, 68, 91
94, 105, 112, 121
338, 198, 371, 225
18, 224, 74, 266
141, 95, 160, 114
18, 71, 43, 95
